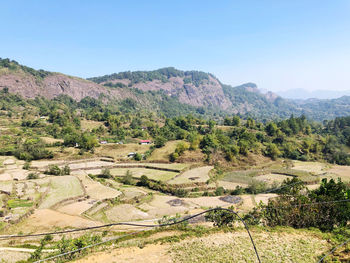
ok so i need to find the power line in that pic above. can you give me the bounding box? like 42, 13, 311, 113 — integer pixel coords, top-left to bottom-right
27, 208, 261, 263
317, 236, 350, 263
34, 230, 145, 263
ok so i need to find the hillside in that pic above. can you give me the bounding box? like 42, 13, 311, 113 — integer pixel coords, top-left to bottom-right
2, 58, 350, 121
88, 68, 294, 118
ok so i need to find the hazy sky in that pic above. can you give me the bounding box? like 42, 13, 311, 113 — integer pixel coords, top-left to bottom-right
1, 0, 350, 92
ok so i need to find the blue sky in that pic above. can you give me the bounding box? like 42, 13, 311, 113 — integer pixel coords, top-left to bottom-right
1, 0, 350, 92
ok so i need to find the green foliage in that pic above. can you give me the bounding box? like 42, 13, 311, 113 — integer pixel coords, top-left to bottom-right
121, 170, 134, 185
205, 207, 236, 227
99, 168, 111, 178
0, 57, 51, 80
154, 136, 167, 148
133, 153, 142, 161
248, 178, 350, 231
14, 138, 53, 161
45, 164, 70, 176
27, 173, 39, 180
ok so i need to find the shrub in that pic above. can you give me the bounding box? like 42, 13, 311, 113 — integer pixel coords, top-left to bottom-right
205, 206, 236, 227
23, 162, 31, 170
45, 165, 61, 176
99, 168, 111, 179
27, 173, 39, 180
215, 187, 225, 196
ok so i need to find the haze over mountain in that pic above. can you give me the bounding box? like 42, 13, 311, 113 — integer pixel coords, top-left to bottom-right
276, 89, 350, 100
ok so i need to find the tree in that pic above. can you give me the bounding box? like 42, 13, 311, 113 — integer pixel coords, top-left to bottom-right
265, 143, 281, 160
265, 123, 278, 136
154, 136, 167, 148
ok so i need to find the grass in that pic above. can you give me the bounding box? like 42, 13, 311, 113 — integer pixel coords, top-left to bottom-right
170, 229, 330, 263
222, 168, 318, 185
7, 199, 33, 208
167, 166, 213, 185
39, 176, 84, 209
95, 143, 151, 160
81, 120, 105, 131
148, 140, 182, 161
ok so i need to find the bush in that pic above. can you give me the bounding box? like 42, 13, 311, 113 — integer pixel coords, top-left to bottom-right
99, 168, 111, 179
23, 162, 31, 170
215, 187, 225, 196
205, 207, 236, 227
45, 165, 61, 176
121, 170, 134, 185
27, 173, 39, 180
133, 153, 142, 161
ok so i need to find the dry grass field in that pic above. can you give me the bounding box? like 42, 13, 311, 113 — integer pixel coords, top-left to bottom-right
148, 140, 182, 161
95, 143, 151, 160
39, 176, 84, 209
255, 173, 292, 184
110, 168, 178, 182
81, 120, 105, 131
292, 160, 329, 175
167, 166, 213, 185
73, 229, 330, 263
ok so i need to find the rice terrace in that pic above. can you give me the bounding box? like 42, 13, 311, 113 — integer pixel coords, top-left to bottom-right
1, 1, 350, 262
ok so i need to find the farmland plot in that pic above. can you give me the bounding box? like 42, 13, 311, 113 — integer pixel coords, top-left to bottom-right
110, 168, 178, 182
167, 166, 213, 185
39, 176, 84, 209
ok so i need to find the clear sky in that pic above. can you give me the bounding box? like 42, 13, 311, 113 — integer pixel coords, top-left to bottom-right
1, 0, 350, 92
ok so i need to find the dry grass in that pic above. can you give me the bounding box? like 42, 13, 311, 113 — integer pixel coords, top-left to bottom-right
168, 166, 213, 185
74, 228, 330, 263
40, 136, 63, 144
292, 161, 329, 175
171, 230, 330, 263
81, 120, 105, 131
95, 144, 151, 160
39, 176, 84, 209
74, 173, 122, 200
148, 140, 182, 162
110, 168, 178, 182
255, 173, 292, 184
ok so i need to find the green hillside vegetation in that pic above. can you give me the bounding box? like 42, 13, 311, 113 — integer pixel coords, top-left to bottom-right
0, 58, 51, 80
1, 88, 350, 167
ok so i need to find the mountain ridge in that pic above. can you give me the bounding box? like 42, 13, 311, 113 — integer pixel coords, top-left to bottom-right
1, 57, 350, 121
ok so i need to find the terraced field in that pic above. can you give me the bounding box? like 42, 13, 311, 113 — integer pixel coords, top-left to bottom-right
39, 176, 84, 209
110, 168, 178, 182
168, 166, 213, 185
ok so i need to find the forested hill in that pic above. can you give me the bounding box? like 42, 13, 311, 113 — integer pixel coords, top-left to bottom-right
1, 58, 350, 121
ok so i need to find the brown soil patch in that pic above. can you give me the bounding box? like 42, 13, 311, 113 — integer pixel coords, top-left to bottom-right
73, 243, 172, 263
17, 209, 98, 232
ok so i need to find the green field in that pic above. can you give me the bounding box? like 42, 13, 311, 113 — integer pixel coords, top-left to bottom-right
7, 199, 33, 208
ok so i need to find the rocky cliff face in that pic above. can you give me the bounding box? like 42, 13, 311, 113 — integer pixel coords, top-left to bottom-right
0, 71, 135, 101
0, 59, 278, 115
103, 75, 233, 110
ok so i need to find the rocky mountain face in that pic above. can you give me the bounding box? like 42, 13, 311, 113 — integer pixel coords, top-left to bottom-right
2, 58, 349, 121
0, 59, 277, 114
0, 59, 139, 104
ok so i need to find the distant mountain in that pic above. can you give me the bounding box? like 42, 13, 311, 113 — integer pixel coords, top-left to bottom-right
2, 57, 350, 121
276, 88, 350, 100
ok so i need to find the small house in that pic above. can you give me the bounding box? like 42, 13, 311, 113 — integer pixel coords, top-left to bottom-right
127, 152, 136, 158
100, 141, 108, 144
139, 140, 151, 145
